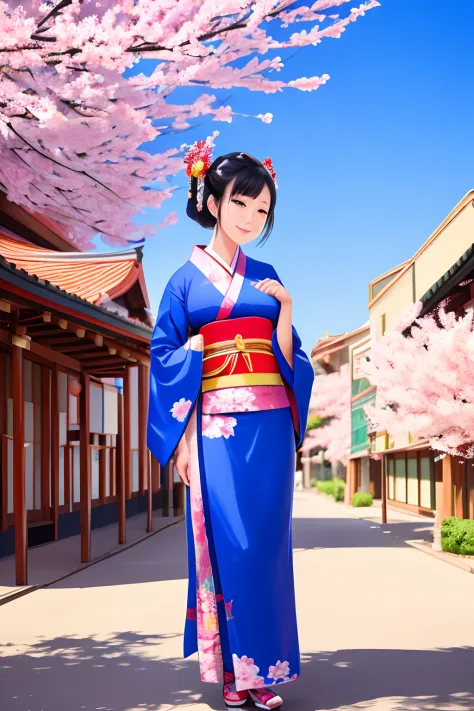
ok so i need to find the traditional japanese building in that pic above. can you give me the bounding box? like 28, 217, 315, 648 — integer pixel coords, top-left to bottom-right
0, 199, 176, 586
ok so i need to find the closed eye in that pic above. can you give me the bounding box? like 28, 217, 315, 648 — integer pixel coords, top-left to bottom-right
231, 198, 267, 215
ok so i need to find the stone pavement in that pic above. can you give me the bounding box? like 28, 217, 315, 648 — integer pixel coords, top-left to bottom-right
1, 491, 474, 711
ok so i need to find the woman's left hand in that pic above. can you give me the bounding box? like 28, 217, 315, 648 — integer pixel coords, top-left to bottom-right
253, 278, 292, 305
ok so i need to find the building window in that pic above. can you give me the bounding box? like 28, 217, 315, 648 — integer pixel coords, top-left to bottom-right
386, 451, 435, 510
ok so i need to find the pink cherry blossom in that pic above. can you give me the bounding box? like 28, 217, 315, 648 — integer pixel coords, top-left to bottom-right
202, 414, 237, 439
0, 1, 378, 247
363, 302, 474, 458
170, 397, 192, 422
232, 654, 266, 688
268, 659, 290, 680
203, 387, 258, 414
303, 365, 351, 464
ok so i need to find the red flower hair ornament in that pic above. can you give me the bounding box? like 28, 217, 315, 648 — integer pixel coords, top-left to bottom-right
183, 133, 277, 212
262, 157, 278, 189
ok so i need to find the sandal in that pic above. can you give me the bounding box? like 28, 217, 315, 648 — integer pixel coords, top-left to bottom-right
248, 687, 283, 709
223, 671, 249, 708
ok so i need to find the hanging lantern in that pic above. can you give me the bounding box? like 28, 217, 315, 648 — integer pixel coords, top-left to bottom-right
68, 377, 82, 397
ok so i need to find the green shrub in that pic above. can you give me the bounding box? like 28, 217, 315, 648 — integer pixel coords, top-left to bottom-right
351, 492, 373, 507
316, 480, 334, 496
333, 478, 345, 502
441, 517, 474, 556
315, 478, 345, 501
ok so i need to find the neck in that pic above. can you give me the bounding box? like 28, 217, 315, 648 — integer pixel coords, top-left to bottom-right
208, 225, 238, 267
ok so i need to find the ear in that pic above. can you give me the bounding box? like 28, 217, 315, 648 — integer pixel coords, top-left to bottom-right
207, 193, 218, 218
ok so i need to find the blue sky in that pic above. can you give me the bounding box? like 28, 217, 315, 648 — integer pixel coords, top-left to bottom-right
95, 0, 474, 353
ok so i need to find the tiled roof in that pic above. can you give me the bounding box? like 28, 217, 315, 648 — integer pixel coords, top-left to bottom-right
0, 254, 152, 340
0, 230, 150, 309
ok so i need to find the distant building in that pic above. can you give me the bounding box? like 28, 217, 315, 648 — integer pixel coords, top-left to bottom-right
368, 190, 474, 520
310, 325, 369, 484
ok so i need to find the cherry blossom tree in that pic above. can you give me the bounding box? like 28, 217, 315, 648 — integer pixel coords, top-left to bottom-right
0, 0, 379, 249
302, 364, 351, 464
363, 300, 474, 458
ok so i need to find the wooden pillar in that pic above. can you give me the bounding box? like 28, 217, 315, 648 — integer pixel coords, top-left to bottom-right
168, 460, 174, 516
442, 454, 453, 519
98, 439, 107, 502
0, 351, 7, 531
79, 371, 91, 563
142, 364, 152, 533
138, 363, 147, 497
381, 454, 387, 524
151, 456, 160, 494
123, 368, 131, 501
175, 481, 186, 516
12, 341, 27, 585
50, 366, 59, 540
345, 459, 356, 506
116, 391, 126, 544
454, 458, 464, 518
302, 456, 311, 490
162, 460, 173, 517
40, 367, 51, 520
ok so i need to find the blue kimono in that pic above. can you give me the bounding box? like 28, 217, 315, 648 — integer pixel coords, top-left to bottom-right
147, 244, 314, 691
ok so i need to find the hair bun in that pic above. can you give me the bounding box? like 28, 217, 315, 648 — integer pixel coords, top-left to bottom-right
186, 174, 216, 228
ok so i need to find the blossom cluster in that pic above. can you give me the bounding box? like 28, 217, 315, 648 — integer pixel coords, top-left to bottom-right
302, 365, 351, 464
363, 301, 474, 458
0, 0, 379, 248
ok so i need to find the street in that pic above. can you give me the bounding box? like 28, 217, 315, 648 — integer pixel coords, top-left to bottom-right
1, 492, 473, 711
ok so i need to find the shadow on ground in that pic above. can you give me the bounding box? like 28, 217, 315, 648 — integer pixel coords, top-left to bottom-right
44, 513, 434, 592
0, 632, 473, 711
292, 516, 434, 552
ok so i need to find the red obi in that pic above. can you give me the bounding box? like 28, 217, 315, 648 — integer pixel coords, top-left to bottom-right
199, 316, 283, 393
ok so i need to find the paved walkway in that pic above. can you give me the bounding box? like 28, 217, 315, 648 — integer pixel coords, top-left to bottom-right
1, 491, 474, 711
0, 510, 183, 601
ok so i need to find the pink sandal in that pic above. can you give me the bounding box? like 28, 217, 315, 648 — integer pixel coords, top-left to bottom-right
223, 671, 249, 708
248, 688, 283, 709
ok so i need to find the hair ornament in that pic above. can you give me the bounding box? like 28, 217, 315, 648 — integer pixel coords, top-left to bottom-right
183, 131, 219, 211
262, 157, 278, 189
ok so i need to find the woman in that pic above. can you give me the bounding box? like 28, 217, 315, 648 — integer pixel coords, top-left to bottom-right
147, 141, 314, 710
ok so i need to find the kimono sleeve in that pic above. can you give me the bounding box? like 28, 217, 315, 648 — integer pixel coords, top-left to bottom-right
147, 279, 203, 467
268, 267, 314, 450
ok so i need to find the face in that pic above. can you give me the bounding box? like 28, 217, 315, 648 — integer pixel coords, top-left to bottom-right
207, 176, 271, 245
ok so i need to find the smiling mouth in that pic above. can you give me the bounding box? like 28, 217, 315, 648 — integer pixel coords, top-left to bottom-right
237, 226, 251, 233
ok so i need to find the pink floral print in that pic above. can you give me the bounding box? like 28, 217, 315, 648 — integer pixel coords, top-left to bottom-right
232, 656, 298, 690
232, 655, 266, 689
207, 266, 231, 293
202, 385, 290, 415
203, 387, 257, 414
185, 408, 224, 683
268, 660, 290, 681
170, 397, 192, 422
202, 414, 237, 439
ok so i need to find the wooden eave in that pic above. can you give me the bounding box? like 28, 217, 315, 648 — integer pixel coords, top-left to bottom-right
0, 259, 150, 378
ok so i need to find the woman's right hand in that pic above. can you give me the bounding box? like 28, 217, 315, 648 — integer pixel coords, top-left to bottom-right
174, 438, 191, 486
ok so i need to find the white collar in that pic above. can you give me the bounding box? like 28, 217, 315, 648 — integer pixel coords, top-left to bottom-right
204, 242, 240, 275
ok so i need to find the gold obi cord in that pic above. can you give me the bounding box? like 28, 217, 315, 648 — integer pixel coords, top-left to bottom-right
202, 334, 273, 378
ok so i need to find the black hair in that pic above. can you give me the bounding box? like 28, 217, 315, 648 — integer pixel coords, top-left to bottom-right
186, 151, 277, 245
